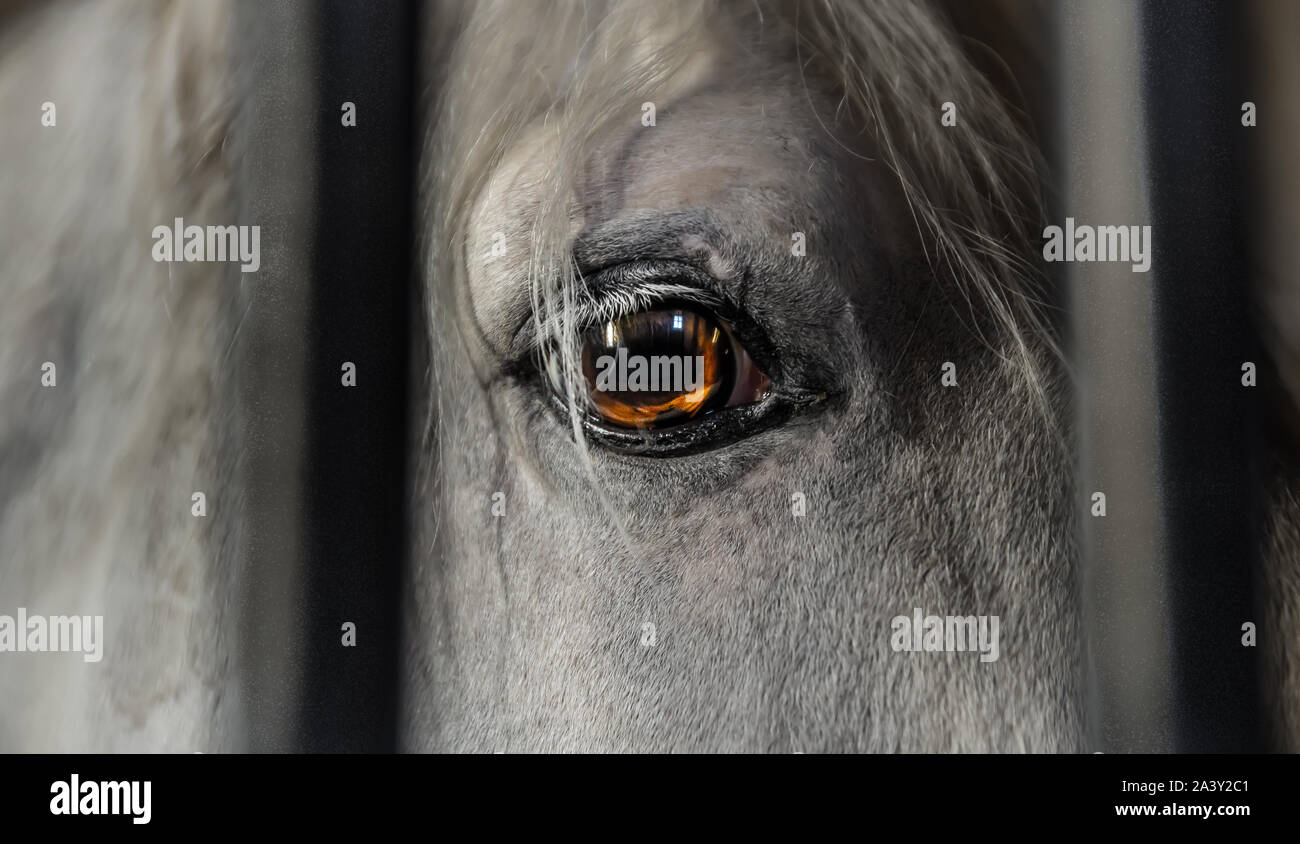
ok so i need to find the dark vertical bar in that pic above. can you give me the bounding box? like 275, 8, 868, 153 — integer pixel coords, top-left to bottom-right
299, 1, 416, 752
1140, 0, 1263, 751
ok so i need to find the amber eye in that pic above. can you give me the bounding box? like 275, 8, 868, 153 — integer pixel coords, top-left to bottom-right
579, 305, 771, 430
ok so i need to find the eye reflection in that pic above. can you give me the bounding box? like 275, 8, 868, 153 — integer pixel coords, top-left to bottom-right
579, 305, 771, 430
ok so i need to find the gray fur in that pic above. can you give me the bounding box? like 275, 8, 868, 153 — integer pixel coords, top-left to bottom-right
405, 0, 1082, 752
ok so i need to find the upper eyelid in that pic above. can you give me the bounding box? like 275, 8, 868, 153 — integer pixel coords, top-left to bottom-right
578, 262, 724, 322
574, 280, 719, 324
507, 260, 728, 360
580, 259, 788, 373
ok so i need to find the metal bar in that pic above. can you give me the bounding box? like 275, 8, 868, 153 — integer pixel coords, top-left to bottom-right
1140, 0, 1262, 751
297, 0, 418, 752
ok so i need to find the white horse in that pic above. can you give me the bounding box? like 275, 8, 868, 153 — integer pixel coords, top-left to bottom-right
1, 0, 1297, 752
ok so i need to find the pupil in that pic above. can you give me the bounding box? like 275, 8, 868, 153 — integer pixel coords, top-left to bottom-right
581, 306, 735, 429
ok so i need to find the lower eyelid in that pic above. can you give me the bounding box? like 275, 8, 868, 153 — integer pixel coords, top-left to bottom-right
575, 391, 806, 457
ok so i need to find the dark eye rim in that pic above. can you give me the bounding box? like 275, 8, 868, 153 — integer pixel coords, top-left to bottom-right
520, 259, 830, 457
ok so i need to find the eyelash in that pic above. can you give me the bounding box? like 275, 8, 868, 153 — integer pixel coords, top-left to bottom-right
577, 260, 782, 377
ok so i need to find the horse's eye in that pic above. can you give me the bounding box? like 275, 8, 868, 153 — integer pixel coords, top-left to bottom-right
578, 305, 771, 430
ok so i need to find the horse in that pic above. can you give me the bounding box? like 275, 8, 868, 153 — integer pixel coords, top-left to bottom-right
1, 0, 1297, 753
409, 0, 1078, 752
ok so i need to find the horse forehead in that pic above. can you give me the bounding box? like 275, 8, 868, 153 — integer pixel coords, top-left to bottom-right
608, 85, 828, 213
465, 79, 830, 358
473, 77, 824, 230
